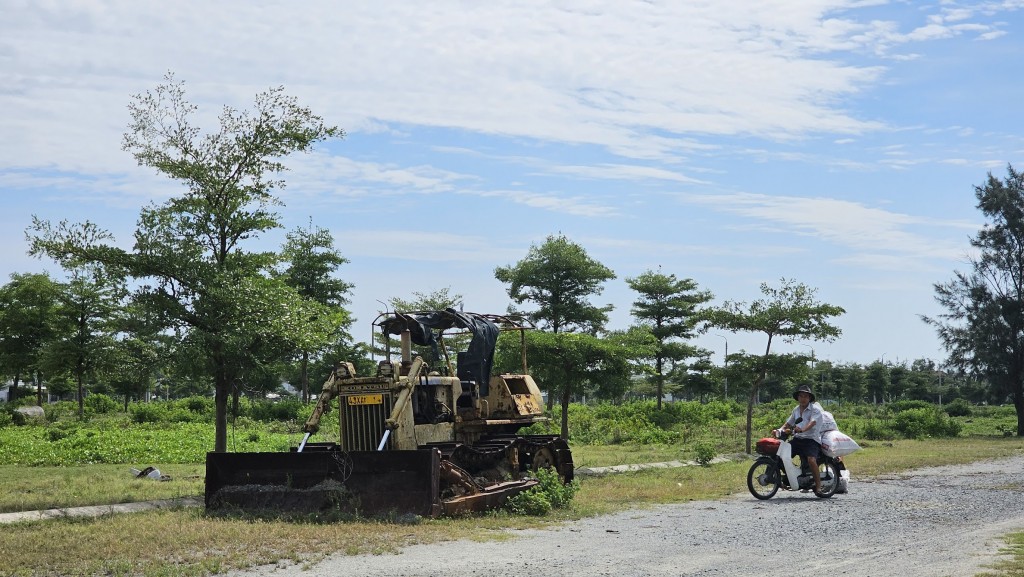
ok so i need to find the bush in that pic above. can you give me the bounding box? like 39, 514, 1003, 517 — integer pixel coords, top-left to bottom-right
854, 419, 896, 441
887, 400, 933, 414
505, 467, 578, 516
129, 402, 168, 424
892, 408, 963, 439
504, 488, 551, 516
46, 421, 80, 442
693, 441, 716, 466
45, 401, 78, 421
944, 398, 972, 417
181, 396, 214, 415
248, 398, 303, 422
84, 394, 118, 415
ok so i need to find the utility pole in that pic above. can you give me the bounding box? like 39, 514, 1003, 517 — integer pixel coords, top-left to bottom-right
714, 334, 729, 400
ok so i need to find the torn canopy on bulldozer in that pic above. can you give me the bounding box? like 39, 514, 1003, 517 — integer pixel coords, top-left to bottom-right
378, 309, 499, 386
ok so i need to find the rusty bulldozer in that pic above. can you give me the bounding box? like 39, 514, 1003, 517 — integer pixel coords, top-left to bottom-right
205, 310, 573, 517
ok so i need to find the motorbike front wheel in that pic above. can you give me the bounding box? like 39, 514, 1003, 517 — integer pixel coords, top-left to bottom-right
813, 460, 840, 499
747, 458, 780, 500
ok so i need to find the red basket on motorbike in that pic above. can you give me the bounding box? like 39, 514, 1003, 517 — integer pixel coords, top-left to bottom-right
756, 437, 780, 455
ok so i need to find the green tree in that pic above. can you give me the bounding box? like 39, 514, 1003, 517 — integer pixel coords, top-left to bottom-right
277, 221, 354, 403
836, 363, 867, 404
888, 362, 911, 400
925, 166, 1024, 433
105, 297, 171, 409
0, 272, 61, 405
626, 269, 713, 408
389, 288, 463, 313
704, 279, 844, 453
679, 353, 717, 402
40, 266, 125, 416
28, 74, 341, 451
494, 234, 616, 418
494, 234, 615, 335
865, 360, 890, 404
505, 329, 654, 438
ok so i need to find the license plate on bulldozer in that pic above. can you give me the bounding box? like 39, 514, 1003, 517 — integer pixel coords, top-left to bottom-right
347, 394, 383, 405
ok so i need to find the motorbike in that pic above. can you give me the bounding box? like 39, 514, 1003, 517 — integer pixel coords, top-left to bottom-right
747, 428, 842, 500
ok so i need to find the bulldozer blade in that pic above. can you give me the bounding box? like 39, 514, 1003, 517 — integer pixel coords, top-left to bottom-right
205, 448, 443, 518
441, 479, 539, 516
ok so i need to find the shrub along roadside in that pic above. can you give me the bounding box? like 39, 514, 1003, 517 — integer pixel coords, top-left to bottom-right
504, 467, 580, 516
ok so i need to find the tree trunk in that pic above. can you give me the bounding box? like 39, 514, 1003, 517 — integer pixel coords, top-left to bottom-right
656, 355, 664, 410
9, 373, 19, 405
560, 385, 571, 440
76, 370, 84, 417
745, 386, 756, 454
214, 383, 229, 452
213, 342, 229, 453
1015, 384, 1024, 437
301, 351, 310, 404
231, 383, 240, 420
745, 375, 766, 454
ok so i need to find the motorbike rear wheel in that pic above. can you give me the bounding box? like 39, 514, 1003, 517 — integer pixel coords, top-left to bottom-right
747, 458, 780, 500
813, 459, 840, 499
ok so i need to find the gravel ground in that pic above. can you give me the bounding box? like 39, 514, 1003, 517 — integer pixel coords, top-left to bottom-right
227, 455, 1024, 577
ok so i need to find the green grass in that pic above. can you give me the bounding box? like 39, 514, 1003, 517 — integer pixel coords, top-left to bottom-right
0, 464, 205, 513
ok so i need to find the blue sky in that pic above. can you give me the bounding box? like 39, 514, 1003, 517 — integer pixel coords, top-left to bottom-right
2, 1, 1023, 368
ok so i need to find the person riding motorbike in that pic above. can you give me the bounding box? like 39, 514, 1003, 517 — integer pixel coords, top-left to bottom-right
776, 384, 823, 494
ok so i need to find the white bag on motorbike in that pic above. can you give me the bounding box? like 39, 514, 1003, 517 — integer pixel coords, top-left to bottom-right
813, 402, 838, 432
821, 430, 861, 457
820, 410, 838, 432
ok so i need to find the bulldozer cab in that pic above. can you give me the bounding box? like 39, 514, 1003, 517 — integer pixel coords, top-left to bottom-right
374, 309, 544, 423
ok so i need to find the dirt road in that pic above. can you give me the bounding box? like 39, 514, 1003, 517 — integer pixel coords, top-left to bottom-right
227, 455, 1024, 577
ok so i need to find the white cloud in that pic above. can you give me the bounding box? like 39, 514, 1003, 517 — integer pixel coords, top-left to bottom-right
477, 189, 620, 218
681, 192, 973, 261
548, 164, 707, 184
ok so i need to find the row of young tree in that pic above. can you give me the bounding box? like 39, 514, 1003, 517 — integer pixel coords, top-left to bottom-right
2, 74, 1022, 452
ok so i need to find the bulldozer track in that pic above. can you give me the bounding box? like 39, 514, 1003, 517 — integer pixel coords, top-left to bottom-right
426, 434, 573, 483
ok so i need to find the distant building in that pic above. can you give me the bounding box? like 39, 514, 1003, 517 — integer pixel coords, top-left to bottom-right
0, 382, 57, 403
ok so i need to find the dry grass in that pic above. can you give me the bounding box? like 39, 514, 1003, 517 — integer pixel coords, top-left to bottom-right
841, 437, 1024, 477
977, 532, 1024, 577
1, 502, 567, 576
4, 437, 1024, 576
570, 444, 698, 468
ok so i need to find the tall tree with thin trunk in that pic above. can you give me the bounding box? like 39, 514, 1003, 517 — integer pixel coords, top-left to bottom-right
494, 234, 616, 430
41, 265, 125, 416
0, 273, 61, 405
626, 269, 712, 408
495, 234, 615, 335
704, 279, 844, 453
925, 165, 1024, 434
28, 73, 341, 451
277, 222, 354, 403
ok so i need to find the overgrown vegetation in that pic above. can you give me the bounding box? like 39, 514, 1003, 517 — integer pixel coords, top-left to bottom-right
1, 396, 1004, 472
504, 467, 580, 515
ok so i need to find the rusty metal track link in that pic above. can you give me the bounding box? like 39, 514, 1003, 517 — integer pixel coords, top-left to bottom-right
424, 435, 573, 482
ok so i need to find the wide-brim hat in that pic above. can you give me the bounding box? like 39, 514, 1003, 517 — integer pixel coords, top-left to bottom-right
793, 384, 815, 402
